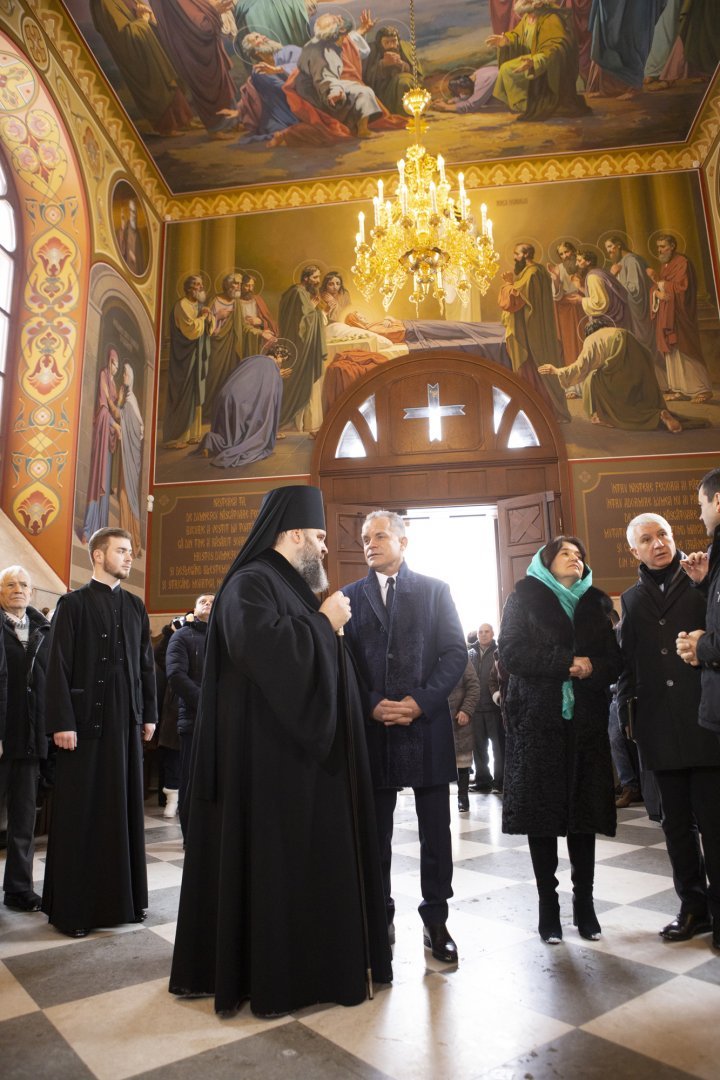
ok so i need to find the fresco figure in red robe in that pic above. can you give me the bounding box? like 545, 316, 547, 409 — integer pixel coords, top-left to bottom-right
80, 347, 122, 544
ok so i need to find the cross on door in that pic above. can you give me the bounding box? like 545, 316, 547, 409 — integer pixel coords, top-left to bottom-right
403, 383, 466, 442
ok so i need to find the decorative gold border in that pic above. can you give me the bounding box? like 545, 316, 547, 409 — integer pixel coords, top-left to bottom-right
21, 0, 720, 222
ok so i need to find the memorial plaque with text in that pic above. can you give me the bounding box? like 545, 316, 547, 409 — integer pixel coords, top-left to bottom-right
571, 455, 718, 594
148, 485, 266, 612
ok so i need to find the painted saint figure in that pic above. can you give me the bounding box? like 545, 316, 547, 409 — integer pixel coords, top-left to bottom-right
498, 243, 571, 423
89, 0, 194, 136
648, 235, 713, 403
539, 321, 683, 433
278, 264, 327, 433
164, 275, 214, 449
488, 0, 589, 120
118, 362, 144, 557
81, 346, 122, 544
199, 343, 291, 468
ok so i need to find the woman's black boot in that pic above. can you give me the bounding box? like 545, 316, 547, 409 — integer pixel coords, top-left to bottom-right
568, 832, 601, 940
529, 835, 562, 943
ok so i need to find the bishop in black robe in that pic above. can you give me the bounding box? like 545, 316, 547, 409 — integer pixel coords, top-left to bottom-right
170, 485, 392, 1017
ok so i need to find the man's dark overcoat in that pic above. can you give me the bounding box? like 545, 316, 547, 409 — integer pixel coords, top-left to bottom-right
341, 561, 468, 788
618, 560, 720, 769
696, 523, 720, 733
1, 607, 50, 759
41, 582, 156, 931
499, 575, 621, 837
170, 550, 392, 1017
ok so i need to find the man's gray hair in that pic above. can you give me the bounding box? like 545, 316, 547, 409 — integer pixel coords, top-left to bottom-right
626, 513, 673, 548
0, 564, 31, 588
313, 13, 342, 40
364, 510, 406, 537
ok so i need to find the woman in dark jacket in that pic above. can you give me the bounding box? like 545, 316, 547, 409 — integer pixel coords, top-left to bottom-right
498, 536, 622, 944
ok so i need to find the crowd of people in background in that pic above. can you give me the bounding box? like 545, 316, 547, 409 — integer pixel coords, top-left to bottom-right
2, 466, 720, 1016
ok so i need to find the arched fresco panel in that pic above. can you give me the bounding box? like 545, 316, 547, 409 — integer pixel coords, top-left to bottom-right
70, 263, 155, 596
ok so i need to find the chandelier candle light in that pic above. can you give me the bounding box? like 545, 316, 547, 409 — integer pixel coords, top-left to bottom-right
352, 1, 499, 313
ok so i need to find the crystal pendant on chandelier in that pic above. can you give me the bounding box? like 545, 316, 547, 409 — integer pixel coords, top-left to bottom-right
351, 43, 499, 314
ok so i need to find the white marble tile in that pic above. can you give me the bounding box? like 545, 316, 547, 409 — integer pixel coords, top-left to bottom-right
149, 922, 177, 947
391, 865, 518, 905
392, 837, 497, 861
145, 861, 184, 891
145, 840, 186, 862
556, 863, 669, 905
592, 839, 645, 861
563, 904, 714, 974
582, 975, 720, 1079
299, 974, 572, 1079
45, 977, 292, 1080
0, 961, 40, 1021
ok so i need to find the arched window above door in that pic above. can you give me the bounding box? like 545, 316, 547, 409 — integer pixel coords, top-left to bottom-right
333, 370, 542, 460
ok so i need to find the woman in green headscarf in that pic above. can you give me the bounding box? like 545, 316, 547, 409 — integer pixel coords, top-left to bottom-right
498, 536, 622, 944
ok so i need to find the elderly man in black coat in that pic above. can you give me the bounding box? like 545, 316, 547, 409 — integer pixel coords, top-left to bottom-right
619, 511, 720, 950
41, 528, 156, 937
0, 566, 50, 913
342, 511, 468, 963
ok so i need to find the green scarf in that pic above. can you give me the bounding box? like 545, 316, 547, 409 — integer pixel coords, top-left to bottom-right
527, 547, 593, 719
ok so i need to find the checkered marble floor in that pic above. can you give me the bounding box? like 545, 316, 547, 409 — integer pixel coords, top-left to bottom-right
2, 790, 719, 1079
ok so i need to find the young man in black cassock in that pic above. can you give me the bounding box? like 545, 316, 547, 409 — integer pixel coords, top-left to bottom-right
41, 528, 156, 936
170, 485, 392, 1017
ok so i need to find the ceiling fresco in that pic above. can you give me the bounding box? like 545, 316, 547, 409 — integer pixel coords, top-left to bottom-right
60, 1, 719, 197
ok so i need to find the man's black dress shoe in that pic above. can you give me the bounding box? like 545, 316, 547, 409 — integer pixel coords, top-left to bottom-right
135, 910, 148, 922
469, 782, 492, 794
659, 912, 712, 941
4, 891, 42, 912
423, 923, 458, 963
57, 927, 89, 938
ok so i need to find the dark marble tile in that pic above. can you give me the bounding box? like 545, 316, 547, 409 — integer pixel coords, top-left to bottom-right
133, 1019, 392, 1080
0, 1011, 95, 1079
145, 825, 182, 845
144, 885, 182, 926
456, 848, 555, 881
4, 928, 174, 1008
608, 823, 665, 847
598, 847, 673, 877
473, 938, 674, 1026
479, 1028, 697, 1080
684, 950, 720, 985
627, 887, 680, 917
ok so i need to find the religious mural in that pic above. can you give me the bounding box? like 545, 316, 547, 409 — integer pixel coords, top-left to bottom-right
71, 265, 156, 594
111, 179, 150, 277
62, 0, 719, 195
154, 168, 719, 486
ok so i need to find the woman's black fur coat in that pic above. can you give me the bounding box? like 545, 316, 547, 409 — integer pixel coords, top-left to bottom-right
498, 575, 622, 838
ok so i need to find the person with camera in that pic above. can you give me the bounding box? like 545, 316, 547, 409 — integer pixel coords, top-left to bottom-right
165, 594, 214, 839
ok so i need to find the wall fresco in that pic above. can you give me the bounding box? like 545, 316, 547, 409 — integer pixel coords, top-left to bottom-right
68, 264, 156, 596
62, 0, 719, 195
155, 169, 719, 490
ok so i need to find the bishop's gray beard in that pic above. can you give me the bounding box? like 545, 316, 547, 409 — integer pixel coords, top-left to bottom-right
296, 550, 329, 594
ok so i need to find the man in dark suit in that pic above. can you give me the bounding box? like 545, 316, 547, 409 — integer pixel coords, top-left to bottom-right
41, 528, 156, 937
342, 511, 467, 962
618, 511, 720, 951
0, 566, 50, 913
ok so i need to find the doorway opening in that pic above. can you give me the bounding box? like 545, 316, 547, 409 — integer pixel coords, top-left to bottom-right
403, 504, 500, 637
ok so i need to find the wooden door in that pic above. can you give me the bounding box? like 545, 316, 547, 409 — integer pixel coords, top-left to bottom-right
496, 491, 560, 607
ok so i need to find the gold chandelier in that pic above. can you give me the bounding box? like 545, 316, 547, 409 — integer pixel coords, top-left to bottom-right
352, 1, 499, 313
